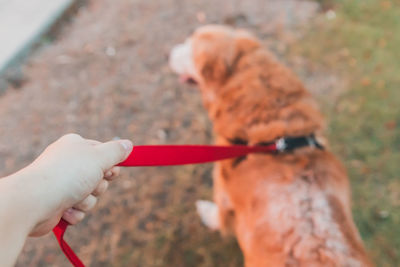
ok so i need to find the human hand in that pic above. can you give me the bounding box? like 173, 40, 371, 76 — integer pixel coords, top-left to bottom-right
25, 134, 133, 236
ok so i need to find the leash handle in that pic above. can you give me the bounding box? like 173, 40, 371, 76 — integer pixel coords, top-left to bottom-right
53, 219, 85, 267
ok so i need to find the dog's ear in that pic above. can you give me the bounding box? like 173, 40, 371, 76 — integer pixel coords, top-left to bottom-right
234, 30, 261, 57
192, 34, 233, 85
199, 55, 230, 85
192, 28, 260, 86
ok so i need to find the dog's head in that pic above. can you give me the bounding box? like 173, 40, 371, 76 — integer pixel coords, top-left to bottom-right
169, 25, 260, 88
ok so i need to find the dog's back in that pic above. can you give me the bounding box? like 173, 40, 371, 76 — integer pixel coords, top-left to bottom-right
216, 150, 371, 266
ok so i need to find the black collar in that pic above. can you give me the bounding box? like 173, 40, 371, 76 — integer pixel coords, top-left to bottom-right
228, 134, 324, 153
273, 135, 324, 152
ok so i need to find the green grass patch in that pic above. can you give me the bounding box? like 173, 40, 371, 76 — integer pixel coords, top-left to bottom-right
295, 0, 400, 265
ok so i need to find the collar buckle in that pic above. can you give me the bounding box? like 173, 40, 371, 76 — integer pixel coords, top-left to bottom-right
275, 135, 324, 153
276, 138, 287, 152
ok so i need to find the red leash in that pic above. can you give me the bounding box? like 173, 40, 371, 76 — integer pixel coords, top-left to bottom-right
53, 144, 278, 266
118, 144, 276, 166
53, 219, 85, 267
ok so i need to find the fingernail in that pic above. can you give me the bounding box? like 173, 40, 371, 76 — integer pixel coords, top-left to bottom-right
65, 208, 74, 215
105, 171, 113, 178
120, 140, 133, 151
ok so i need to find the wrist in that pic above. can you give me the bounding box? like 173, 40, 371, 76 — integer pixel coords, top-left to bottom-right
0, 164, 63, 234
0, 169, 46, 266
17, 165, 63, 225
0, 169, 43, 232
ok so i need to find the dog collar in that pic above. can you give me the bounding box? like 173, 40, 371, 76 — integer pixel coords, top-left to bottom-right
274, 135, 324, 152
229, 134, 324, 153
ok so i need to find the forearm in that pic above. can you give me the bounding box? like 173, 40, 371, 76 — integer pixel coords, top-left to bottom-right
0, 168, 45, 266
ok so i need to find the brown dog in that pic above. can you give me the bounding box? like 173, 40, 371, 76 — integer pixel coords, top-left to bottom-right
169, 25, 371, 266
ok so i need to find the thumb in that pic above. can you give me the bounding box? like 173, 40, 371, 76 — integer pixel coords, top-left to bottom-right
95, 139, 133, 169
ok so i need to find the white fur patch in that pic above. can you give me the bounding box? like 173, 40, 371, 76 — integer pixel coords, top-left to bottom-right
169, 39, 198, 79
196, 200, 220, 230
253, 178, 362, 265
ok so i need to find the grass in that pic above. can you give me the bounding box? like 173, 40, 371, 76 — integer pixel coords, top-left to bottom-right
294, 0, 400, 265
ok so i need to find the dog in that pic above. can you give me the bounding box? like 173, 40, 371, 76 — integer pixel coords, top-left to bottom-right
169, 25, 371, 266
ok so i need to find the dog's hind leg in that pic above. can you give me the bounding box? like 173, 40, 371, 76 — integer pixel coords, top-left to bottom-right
196, 200, 220, 230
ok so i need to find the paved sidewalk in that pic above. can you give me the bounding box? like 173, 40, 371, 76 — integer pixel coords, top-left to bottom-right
0, 0, 74, 74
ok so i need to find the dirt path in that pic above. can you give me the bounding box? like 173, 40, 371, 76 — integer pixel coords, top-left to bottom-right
0, 0, 328, 266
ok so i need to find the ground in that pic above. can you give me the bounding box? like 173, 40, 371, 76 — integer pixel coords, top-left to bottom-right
0, 0, 398, 266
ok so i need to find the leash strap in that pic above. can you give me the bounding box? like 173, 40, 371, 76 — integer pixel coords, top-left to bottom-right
52, 136, 323, 266
52, 219, 85, 267
118, 144, 276, 166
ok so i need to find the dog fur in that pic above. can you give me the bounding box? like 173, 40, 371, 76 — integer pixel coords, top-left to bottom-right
170, 25, 372, 267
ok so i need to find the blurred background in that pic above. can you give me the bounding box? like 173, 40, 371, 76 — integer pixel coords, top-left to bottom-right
0, 0, 399, 266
